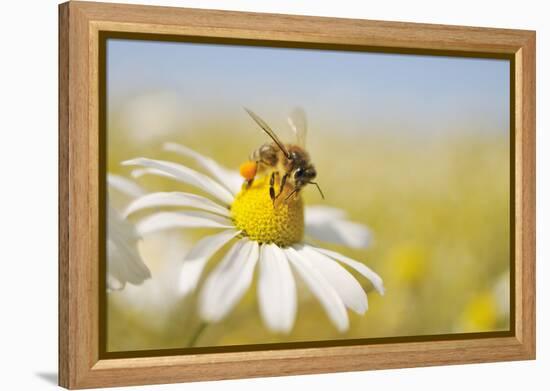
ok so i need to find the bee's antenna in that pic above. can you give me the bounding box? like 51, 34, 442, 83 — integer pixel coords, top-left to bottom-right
309, 182, 325, 200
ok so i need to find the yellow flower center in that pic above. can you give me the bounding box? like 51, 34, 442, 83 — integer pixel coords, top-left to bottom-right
231, 175, 304, 247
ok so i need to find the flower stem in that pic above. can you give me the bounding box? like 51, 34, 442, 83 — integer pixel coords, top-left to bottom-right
187, 321, 208, 348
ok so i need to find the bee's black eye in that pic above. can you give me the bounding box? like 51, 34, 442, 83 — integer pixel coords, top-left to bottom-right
294, 168, 304, 178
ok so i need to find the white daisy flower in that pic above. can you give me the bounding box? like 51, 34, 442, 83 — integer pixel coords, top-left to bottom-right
109, 174, 196, 333
107, 174, 151, 290
123, 143, 384, 333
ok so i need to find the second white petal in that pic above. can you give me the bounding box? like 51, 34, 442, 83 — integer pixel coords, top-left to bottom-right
199, 239, 259, 322
298, 245, 368, 314
257, 244, 297, 333
284, 247, 349, 332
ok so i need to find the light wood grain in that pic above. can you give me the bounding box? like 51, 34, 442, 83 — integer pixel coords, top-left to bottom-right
58, 1, 536, 389
58, 3, 70, 387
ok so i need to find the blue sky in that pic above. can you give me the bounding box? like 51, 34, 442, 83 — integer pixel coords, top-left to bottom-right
107, 39, 510, 137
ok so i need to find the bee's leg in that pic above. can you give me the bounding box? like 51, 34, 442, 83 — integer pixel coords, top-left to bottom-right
284, 188, 299, 202
269, 171, 276, 203
275, 173, 289, 200
245, 171, 255, 188
246, 160, 266, 188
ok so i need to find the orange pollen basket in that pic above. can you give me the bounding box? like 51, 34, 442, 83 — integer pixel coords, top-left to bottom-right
239, 160, 257, 180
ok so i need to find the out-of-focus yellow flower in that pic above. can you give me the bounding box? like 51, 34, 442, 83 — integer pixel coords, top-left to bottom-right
459, 292, 498, 332
387, 243, 428, 285
458, 272, 509, 332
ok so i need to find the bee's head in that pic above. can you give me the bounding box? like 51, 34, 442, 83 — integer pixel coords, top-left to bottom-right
287, 147, 324, 200
293, 165, 317, 188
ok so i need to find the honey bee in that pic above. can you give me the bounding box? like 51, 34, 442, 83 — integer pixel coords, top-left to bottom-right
240, 107, 324, 205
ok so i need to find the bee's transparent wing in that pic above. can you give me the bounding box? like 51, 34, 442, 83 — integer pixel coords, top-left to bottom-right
287, 107, 308, 147
244, 108, 290, 158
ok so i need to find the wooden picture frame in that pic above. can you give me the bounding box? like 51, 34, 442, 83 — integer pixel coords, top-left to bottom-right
58, 1, 536, 389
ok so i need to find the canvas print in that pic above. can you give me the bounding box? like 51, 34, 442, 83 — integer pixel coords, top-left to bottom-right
105, 38, 511, 353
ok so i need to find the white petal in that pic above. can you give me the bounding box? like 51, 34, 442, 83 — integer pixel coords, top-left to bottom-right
107, 274, 125, 291
124, 192, 230, 218
305, 206, 371, 249
306, 220, 372, 249
164, 142, 243, 195
107, 174, 145, 198
305, 206, 346, 224
108, 204, 139, 242
123, 158, 234, 205
199, 239, 259, 322
284, 247, 349, 332
257, 244, 297, 333
108, 239, 146, 287
136, 211, 234, 236
309, 246, 385, 295
178, 230, 240, 297
297, 245, 367, 314
107, 204, 151, 288
131, 167, 173, 180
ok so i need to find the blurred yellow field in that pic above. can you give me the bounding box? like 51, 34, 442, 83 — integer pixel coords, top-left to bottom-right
105, 39, 510, 352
